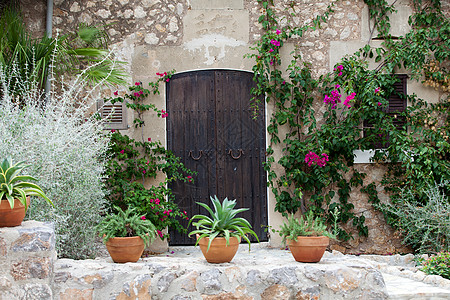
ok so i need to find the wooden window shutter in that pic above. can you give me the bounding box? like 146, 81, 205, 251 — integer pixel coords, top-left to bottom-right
363, 74, 407, 148
97, 99, 128, 130
388, 74, 407, 129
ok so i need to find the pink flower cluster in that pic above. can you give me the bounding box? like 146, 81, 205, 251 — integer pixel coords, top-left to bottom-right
343, 92, 356, 108
187, 175, 192, 182
304, 151, 329, 167
160, 109, 168, 118
334, 65, 343, 76
324, 85, 342, 109
156, 72, 170, 82
269, 38, 281, 54
149, 198, 161, 205
133, 90, 144, 97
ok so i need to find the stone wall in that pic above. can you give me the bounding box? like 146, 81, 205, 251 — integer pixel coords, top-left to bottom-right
18, 0, 442, 254
0, 221, 56, 300
1, 222, 392, 300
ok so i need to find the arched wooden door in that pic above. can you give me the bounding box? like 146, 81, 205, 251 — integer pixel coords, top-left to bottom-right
167, 69, 267, 245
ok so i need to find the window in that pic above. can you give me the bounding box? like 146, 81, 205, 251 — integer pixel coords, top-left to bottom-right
363, 74, 407, 149
97, 99, 128, 130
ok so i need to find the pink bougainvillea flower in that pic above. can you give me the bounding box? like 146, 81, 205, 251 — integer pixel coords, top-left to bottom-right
343, 92, 356, 108
113, 91, 118, 96
139, 90, 143, 95
148, 137, 152, 142
140, 216, 146, 220
135, 82, 140, 86
377, 102, 382, 106
142, 170, 146, 174
111, 129, 116, 133
276, 29, 281, 35
282, 81, 286, 85
133, 92, 140, 97
270, 39, 281, 47
166, 78, 170, 82
375, 87, 381, 93
120, 150, 125, 154
338, 72, 342, 76
157, 230, 163, 238
269, 48, 274, 53
305, 151, 329, 167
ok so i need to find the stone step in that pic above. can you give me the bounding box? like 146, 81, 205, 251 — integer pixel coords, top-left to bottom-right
383, 273, 450, 300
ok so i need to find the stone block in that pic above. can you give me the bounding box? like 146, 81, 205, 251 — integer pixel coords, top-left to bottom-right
324, 267, 360, 293
261, 284, 291, 300
11, 223, 55, 252
268, 267, 298, 286
10, 257, 51, 281
183, 10, 249, 43
180, 271, 198, 292
59, 288, 93, 300
116, 274, 151, 300
198, 268, 222, 294
296, 286, 321, 300
157, 271, 177, 293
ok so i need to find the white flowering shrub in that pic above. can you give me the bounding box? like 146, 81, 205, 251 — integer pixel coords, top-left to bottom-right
0, 65, 110, 259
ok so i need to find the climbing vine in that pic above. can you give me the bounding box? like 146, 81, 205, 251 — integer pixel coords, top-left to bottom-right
249, 0, 449, 244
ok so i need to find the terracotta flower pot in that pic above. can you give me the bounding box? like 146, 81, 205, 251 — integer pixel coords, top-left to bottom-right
105, 236, 145, 263
198, 235, 241, 263
0, 197, 30, 227
288, 236, 330, 263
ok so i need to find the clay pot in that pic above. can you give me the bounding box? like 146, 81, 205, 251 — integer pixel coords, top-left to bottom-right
0, 197, 30, 227
288, 236, 330, 263
105, 236, 145, 263
198, 235, 241, 263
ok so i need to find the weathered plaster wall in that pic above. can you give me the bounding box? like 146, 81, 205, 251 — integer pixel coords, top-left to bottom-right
21, 0, 440, 254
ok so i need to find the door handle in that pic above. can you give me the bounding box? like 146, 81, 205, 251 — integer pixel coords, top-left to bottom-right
228, 149, 244, 160
189, 150, 203, 160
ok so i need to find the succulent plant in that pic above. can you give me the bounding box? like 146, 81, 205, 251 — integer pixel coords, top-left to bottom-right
188, 195, 259, 252
0, 157, 52, 209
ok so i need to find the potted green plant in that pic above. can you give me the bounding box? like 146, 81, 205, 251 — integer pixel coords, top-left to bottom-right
97, 206, 157, 263
188, 195, 259, 263
279, 213, 336, 263
0, 157, 53, 227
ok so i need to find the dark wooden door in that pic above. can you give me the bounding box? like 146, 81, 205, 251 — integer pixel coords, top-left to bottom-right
167, 70, 267, 245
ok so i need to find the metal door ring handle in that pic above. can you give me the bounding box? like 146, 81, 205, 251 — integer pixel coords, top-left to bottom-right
189, 150, 203, 160
228, 149, 244, 160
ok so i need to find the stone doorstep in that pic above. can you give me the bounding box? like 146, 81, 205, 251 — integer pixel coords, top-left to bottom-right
382, 273, 450, 300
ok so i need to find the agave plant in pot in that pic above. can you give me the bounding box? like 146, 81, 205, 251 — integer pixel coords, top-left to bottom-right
279, 212, 336, 263
188, 195, 259, 263
0, 157, 53, 227
97, 206, 157, 263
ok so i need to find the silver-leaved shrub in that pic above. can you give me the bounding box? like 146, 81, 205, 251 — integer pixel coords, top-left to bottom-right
0, 64, 110, 259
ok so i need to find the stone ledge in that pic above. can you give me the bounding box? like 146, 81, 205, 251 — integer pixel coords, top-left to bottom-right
53, 247, 389, 300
